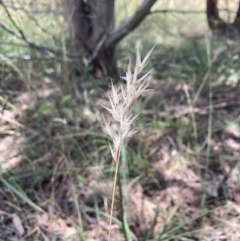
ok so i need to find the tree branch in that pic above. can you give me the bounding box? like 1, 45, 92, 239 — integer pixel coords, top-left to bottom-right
106, 0, 157, 47
150, 8, 237, 15
88, 0, 156, 63
4, 4, 63, 15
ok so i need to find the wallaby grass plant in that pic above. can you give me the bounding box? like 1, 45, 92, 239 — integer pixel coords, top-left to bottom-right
102, 46, 154, 241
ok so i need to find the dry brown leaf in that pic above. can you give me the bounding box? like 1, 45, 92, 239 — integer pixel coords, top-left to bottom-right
225, 138, 240, 151
12, 215, 25, 236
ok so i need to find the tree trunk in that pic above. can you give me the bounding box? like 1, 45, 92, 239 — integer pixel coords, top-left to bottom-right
233, 0, 240, 27
65, 0, 90, 53
65, 0, 157, 79
89, 0, 116, 78
206, 0, 225, 29
206, 0, 240, 35
65, 0, 116, 78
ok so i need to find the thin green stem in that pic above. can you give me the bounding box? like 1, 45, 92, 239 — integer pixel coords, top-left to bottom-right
108, 148, 121, 241
184, 84, 198, 144
117, 166, 130, 241
108, 144, 130, 241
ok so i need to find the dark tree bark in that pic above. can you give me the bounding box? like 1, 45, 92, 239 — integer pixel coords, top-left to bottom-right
65, 0, 115, 77
206, 0, 225, 29
65, 0, 157, 79
233, 1, 240, 26
65, 0, 90, 51
206, 0, 240, 34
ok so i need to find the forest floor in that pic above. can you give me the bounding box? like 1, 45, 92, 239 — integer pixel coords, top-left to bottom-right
1, 35, 240, 241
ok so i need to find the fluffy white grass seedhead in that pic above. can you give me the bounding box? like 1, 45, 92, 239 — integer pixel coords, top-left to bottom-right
102, 47, 154, 241
103, 47, 154, 160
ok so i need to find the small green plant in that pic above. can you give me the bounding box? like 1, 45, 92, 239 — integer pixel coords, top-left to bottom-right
102, 46, 154, 241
